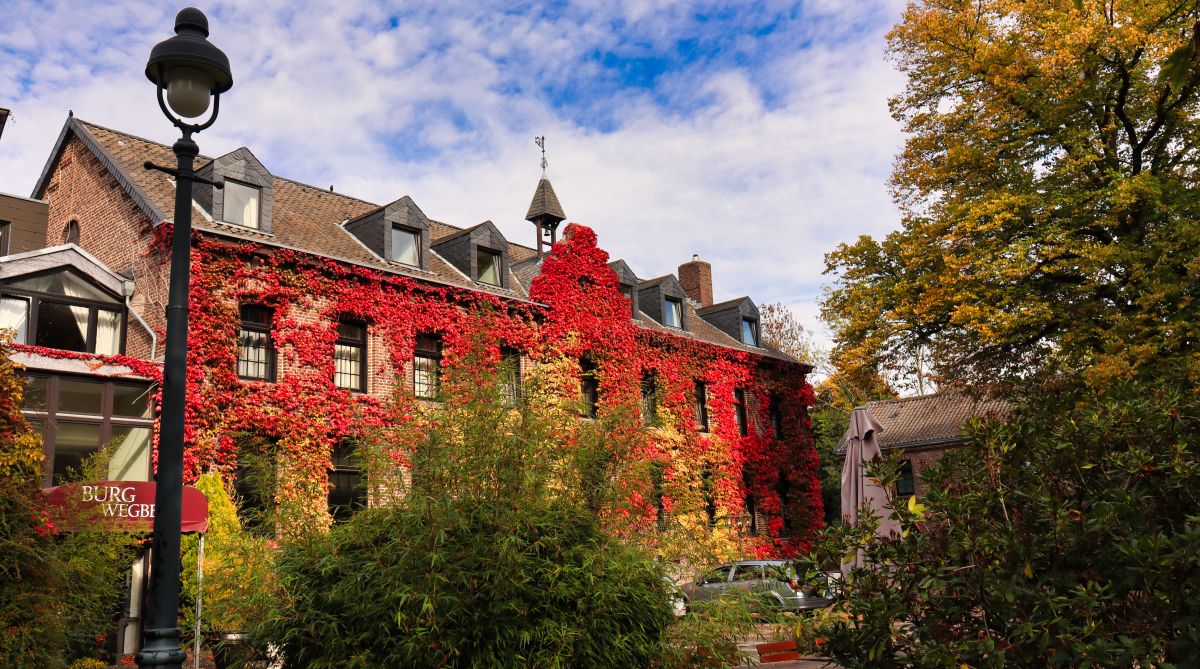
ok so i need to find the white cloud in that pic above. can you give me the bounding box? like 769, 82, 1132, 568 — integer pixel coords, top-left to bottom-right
0, 0, 909, 353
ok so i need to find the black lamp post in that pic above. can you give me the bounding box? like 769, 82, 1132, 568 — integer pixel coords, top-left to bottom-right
137, 8, 232, 669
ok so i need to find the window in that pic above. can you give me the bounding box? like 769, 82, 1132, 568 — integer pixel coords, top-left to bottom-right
620, 284, 636, 317
579, 358, 598, 418
663, 297, 683, 328
641, 374, 658, 427
65, 219, 80, 244
770, 393, 784, 439
476, 247, 501, 285
500, 347, 521, 406
733, 564, 763, 581
733, 388, 748, 437
741, 318, 759, 346
0, 269, 125, 355
390, 225, 420, 266
695, 381, 709, 432
223, 180, 261, 229
413, 334, 442, 399
334, 319, 367, 391
0, 220, 10, 255
328, 442, 366, 521
19, 374, 154, 486
701, 565, 732, 584
237, 305, 275, 381
896, 460, 916, 497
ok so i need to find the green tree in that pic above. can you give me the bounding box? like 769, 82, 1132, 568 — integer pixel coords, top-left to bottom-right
804, 374, 1200, 667
825, 1, 1200, 387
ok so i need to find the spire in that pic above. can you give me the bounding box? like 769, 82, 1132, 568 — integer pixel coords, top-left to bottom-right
527, 136, 566, 257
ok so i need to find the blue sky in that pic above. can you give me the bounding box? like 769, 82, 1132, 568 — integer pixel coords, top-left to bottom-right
0, 0, 908, 356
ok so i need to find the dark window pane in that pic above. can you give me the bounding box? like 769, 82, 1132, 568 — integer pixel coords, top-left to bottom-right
896, 461, 916, 497
579, 359, 598, 418
23, 375, 47, 411
328, 443, 365, 521
336, 321, 365, 342
52, 422, 103, 483
36, 301, 89, 352
695, 382, 708, 432
238, 306, 274, 381
641, 375, 657, 426
240, 305, 271, 326
734, 389, 748, 437
500, 349, 520, 405
58, 377, 105, 414
113, 383, 154, 418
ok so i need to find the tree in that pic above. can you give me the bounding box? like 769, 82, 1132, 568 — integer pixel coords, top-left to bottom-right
759, 304, 895, 524
824, 1, 1200, 387
803, 374, 1200, 667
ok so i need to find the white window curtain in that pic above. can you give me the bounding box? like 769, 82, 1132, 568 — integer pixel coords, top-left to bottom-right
0, 297, 29, 342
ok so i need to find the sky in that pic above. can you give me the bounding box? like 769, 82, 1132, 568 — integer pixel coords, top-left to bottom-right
0, 0, 908, 352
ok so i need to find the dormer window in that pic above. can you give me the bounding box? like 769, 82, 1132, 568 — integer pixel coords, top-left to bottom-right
391, 225, 421, 266
223, 180, 261, 229
663, 297, 683, 328
0, 269, 124, 355
620, 285, 636, 317
741, 318, 759, 346
477, 248, 501, 285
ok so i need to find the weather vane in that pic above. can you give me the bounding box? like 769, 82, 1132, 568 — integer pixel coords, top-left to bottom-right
535, 135, 547, 176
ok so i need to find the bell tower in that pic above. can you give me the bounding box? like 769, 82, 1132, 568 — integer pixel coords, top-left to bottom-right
526, 136, 566, 257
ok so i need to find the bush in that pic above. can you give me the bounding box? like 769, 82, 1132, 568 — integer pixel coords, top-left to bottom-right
804, 376, 1200, 667
252, 498, 670, 668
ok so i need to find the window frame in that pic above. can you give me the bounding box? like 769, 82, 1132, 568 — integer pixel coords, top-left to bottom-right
733, 388, 749, 437
475, 246, 502, 286
19, 372, 156, 486
741, 317, 760, 347
389, 224, 422, 267
0, 268, 127, 355
333, 318, 367, 392
695, 381, 709, 432
896, 460, 916, 497
640, 373, 658, 427
770, 393, 784, 439
0, 220, 10, 255
413, 334, 443, 400
662, 296, 683, 328
328, 441, 366, 522
500, 347, 521, 406
237, 305, 276, 382
65, 219, 80, 245
579, 358, 599, 418
222, 178, 263, 230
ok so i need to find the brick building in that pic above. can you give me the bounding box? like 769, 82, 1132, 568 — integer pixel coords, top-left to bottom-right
837, 392, 1010, 499
3, 114, 822, 653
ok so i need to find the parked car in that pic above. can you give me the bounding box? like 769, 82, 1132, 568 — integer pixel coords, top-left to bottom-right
680, 560, 834, 613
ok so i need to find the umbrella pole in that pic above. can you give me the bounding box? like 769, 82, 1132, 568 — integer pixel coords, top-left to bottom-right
193, 535, 204, 669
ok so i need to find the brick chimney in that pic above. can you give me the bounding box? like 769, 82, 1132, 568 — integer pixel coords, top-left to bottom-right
678, 254, 713, 307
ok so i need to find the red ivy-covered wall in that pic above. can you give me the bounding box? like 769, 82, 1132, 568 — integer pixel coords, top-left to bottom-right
133, 222, 821, 555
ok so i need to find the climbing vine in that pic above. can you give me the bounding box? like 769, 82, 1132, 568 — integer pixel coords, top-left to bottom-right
143, 222, 821, 554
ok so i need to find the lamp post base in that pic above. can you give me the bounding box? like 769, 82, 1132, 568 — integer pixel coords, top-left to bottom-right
137, 626, 188, 668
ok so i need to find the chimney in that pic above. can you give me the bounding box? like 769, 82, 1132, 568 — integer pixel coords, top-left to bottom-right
678, 254, 713, 307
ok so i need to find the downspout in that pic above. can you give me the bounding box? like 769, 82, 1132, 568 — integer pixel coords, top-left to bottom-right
124, 280, 159, 360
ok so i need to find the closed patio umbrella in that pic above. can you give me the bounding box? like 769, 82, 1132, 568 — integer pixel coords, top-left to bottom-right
840, 407, 900, 571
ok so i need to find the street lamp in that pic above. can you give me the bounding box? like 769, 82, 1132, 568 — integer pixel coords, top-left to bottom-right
138, 8, 232, 669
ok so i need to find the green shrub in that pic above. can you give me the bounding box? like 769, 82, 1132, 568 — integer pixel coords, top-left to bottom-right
252, 498, 669, 668
804, 376, 1200, 667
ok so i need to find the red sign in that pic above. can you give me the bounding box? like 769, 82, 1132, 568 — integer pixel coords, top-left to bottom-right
41, 481, 209, 533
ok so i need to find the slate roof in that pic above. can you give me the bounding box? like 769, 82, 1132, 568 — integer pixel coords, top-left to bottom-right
697, 296, 752, 314
33, 117, 802, 366
837, 392, 1011, 453
525, 177, 565, 222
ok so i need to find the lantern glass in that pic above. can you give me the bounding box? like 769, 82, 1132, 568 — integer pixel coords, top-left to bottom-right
165, 66, 213, 118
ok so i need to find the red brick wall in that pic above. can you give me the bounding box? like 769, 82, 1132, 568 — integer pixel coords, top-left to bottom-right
898, 441, 962, 499
41, 136, 167, 361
